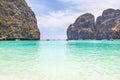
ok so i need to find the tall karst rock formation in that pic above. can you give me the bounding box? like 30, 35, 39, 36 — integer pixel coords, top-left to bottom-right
0, 0, 40, 40
67, 9, 120, 40
67, 13, 95, 40
96, 9, 120, 40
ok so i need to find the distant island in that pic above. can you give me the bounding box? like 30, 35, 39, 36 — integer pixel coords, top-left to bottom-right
67, 9, 120, 40
0, 0, 40, 40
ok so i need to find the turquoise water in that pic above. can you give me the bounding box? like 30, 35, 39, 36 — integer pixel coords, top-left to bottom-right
0, 40, 120, 80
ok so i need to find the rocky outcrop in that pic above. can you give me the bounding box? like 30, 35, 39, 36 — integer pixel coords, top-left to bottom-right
96, 9, 120, 40
0, 0, 40, 40
67, 13, 95, 40
67, 9, 120, 40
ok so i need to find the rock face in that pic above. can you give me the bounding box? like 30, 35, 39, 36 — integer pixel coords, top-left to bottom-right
67, 13, 95, 40
96, 9, 120, 40
0, 0, 40, 40
67, 9, 120, 40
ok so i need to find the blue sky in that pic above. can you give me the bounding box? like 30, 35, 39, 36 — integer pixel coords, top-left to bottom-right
26, 0, 120, 39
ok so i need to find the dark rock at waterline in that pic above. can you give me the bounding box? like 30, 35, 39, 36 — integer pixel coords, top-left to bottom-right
0, 0, 40, 40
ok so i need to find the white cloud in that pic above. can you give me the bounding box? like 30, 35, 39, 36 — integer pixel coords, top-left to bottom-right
58, 0, 120, 16
37, 0, 120, 29
37, 10, 82, 28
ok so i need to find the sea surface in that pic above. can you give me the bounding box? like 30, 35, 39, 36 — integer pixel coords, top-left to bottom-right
0, 40, 120, 80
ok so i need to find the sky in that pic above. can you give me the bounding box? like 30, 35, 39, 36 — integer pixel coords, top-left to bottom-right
26, 0, 120, 40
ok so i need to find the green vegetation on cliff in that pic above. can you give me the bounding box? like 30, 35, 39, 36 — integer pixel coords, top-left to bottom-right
0, 0, 40, 40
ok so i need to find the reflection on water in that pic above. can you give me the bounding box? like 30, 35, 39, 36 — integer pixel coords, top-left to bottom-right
0, 40, 120, 80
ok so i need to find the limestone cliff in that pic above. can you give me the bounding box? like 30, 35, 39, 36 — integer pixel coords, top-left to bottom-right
0, 0, 40, 40
96, 9, 120, 40
67, 13, 95, 40
67, 9, 120, 40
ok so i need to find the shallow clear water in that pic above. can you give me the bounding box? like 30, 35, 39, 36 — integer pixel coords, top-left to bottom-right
0, 40, 120, 80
